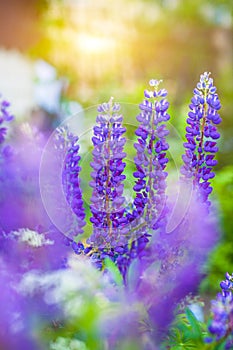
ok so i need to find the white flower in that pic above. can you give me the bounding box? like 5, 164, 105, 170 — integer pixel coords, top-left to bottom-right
50, 337, 88, 350
11, 228, 54, 247
19, 256, 113, 319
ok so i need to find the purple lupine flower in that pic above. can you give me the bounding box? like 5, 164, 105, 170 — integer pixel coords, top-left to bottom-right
85, 81, 170, 280
208, 293, 233, 339
0, 260, 41, 350
0, 227, 74, 350
44, 126, 87, 238
125, 192, 219, 339
0, 125, 50, 234
62, 131, 86, 235
115, 80, 170, 281
132, 79, 170, 230
87, 98, 128, 248
206, 273, 233, 348
181, 72, 221, 205
0, 96, 14, 144
0, 226, 71, 273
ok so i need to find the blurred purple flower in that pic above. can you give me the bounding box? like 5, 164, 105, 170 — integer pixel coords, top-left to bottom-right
0, 97, 13, 146
0, 226, 71, 274
0, 258, 45, 350
125, 194, 219, 339
0, 125, 50, 233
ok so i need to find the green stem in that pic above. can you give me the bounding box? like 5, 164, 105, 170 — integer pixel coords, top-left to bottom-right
194, 91, 207, 187
145, 101, 156, 224
105, 99, 113, 241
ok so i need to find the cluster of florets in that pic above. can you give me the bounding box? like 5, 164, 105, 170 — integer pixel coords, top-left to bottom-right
55, 73, 221, 275
60, 79, 172, 278
57, 72, 222, 284
88, 98, 128, 248
181, 72, 221, 205
62, 132, 86, 235
0, 96, 13, 145
206, 273, 233, 348
132, 79, 170, 230
0, 73, 224, 349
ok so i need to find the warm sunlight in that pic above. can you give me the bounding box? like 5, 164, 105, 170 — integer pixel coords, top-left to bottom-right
76, 33, 116, 54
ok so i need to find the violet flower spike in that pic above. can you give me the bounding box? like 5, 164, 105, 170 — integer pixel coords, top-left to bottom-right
62, 131, 86, 235
132, 79, 170, 230
181, 72, 221, 205
206, 272, 233, 348
55, 127, 86, 236
87, 97, 128, 248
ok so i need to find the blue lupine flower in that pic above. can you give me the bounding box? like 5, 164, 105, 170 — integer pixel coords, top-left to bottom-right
181, 72, 221, 205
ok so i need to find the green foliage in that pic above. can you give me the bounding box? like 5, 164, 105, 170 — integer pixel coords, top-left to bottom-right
40, 298, 106, 350
200, 166, 233, 294
185, 308, 203, 341
104, 257, 123, 286
165, 308, 206, 349
33, 259, 114, 350
200, 242, 233, 294
213, 166, 233, 240
165, 302, 233, 350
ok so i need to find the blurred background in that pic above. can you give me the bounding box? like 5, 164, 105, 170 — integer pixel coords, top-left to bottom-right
0, 0, 232, 293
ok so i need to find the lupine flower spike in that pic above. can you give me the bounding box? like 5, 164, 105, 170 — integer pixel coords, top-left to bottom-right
62, 131, 86, 235
206, 273, 233, 349
87, 98, 128, 248
132, 79, 170, 230
69, 82, 171, 280
115, 80, 171, 279
53, 126, 86, 236
181, 72, 221, 205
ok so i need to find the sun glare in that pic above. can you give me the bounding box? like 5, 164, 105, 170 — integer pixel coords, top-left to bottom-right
76, 33, 116, 54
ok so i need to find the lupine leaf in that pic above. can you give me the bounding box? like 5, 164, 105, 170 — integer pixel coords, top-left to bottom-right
104, 257, 123, 286
185, 308, 203, 340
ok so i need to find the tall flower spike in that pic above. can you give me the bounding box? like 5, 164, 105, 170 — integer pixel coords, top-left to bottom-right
87, 98, 127, 248
206, 273, 233, 348
181, 72, 221, 205
131, 79, 170, 230
55, 127, 86, 236
62, 130, 86, 235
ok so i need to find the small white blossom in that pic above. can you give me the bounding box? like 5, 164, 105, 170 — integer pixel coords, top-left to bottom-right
11, 228, 54, 247
19, 256, 113, 319
50, 337, 88, 350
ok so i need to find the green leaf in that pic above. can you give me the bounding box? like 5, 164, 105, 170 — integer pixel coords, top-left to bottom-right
104, 258, 123, 286
185, 308, 203, 340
